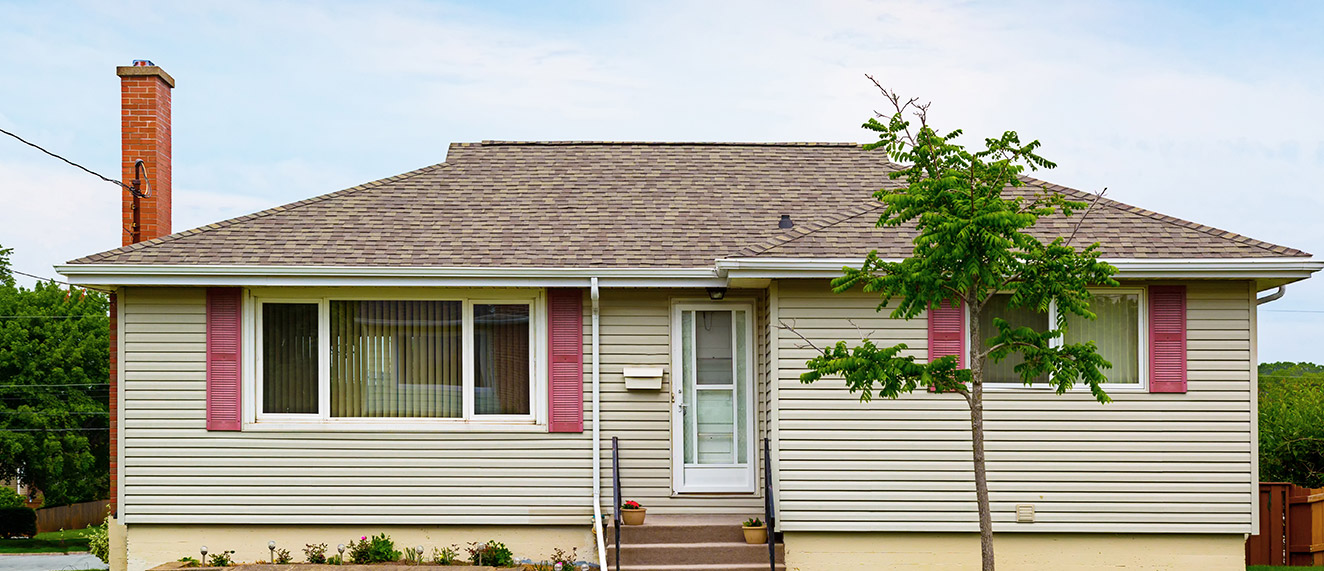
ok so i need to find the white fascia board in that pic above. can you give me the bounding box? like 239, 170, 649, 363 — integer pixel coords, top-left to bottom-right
716, 257, 1324, 280
54, 264, 725, 288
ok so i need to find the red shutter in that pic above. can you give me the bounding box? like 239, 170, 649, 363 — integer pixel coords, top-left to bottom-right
1149, 285, 1187, 393
547, 289, 584, 432
928, 299, 966, 367
206, 288, 243, 431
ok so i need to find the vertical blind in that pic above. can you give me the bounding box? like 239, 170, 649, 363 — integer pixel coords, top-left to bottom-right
980, 292, 1141, 384
261, 303, 319, 414
1065, 292, 1140, 383
473, 304, 531, 415
978, 294, 1049, 384
330, 300, 463, 418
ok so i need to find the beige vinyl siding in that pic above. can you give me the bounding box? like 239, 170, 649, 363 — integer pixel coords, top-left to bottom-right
774, 279, 1254, 534
594, 288, 765, 515
121, 287, 593, 525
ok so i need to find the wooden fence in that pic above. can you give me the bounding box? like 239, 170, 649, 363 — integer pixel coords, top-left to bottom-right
35, 499, 109, 533
1248, 483, 1324, 566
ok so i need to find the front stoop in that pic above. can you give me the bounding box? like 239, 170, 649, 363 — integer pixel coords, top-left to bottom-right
606, 515, 785, 571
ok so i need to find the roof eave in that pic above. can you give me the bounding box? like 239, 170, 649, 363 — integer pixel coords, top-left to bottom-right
716, 257, 1324, 289
54, 264, 725, 288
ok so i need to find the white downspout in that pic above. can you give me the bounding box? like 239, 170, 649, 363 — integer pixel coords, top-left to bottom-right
590, 277, 606, 570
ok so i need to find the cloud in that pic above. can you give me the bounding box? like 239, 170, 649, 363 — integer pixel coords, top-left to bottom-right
0, 0, 1320, 357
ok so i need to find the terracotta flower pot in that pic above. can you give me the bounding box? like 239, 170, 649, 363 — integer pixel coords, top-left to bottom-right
621, 507, 646, 525
742, 525, 768, 544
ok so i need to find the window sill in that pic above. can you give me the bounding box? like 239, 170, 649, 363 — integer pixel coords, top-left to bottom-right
981, 383, 1148, 393
242, 420, 547, 433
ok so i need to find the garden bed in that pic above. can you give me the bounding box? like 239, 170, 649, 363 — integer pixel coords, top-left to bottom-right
152, 565, 509, 571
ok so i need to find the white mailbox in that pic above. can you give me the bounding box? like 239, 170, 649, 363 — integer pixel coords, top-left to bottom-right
623, 366, 665, 390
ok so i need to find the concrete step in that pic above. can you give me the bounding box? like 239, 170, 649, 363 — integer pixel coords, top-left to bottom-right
606, 542, 785, 566
609, 514, 762, 544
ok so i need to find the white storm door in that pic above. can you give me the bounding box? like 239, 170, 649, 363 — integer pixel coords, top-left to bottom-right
672, 303, 756, 493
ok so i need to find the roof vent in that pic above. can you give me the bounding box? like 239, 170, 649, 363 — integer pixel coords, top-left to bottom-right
778, 214, 793, 229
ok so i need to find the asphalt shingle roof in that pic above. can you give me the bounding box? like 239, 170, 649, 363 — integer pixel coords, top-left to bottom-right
67, 141, 1310, 267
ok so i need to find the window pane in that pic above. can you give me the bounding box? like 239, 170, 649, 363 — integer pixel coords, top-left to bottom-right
978, 294, 1049, 384
695, 389, 735, 464
474, 304, 531, 415
695, 311, 733, 385
262, 303, 319, 414
1066, 293, 1140, 384
681, 311, 695, 464
330, 301, 463, 418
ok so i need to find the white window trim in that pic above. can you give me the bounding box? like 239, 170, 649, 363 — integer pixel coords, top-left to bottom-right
974, 288, 1148, 392
242, 288, 547, 431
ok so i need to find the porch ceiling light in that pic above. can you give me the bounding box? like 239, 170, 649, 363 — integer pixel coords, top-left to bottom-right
706, 287, 727, 300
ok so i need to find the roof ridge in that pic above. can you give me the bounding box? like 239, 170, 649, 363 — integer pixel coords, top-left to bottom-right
731, 200, 885, 259
67, 161, 452, 264
1021, 175, 1312, 257
465, 140, 862, 147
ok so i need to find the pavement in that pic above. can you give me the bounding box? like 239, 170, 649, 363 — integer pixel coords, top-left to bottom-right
0, 553, 107, 571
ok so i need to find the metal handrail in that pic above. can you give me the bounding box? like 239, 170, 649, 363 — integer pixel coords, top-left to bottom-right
612, 436, 622, 571
763, 436, 776, 571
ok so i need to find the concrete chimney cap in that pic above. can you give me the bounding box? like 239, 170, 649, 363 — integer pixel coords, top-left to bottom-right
116, 64, 175, 88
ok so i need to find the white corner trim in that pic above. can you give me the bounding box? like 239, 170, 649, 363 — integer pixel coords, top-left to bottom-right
716, 257, 1324, 280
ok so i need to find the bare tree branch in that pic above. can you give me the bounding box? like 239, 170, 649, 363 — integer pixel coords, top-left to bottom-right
777, 319, 826, 356
1065, 187, 1108, 247
846, 318, 876, 342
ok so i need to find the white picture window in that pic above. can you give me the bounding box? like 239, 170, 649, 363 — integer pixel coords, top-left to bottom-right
976, 289, 1145, 388
252, 291, 543, 427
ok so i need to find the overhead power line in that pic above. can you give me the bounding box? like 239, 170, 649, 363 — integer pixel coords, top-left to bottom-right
9, 269, 112, 294
0, 127, 143, 197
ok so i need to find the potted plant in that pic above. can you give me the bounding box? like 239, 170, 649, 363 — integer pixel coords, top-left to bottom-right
620, 500, 646, 525
742, 517, 767, 544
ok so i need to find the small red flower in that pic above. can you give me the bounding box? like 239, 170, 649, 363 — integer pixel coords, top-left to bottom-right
622, 500, 642, 510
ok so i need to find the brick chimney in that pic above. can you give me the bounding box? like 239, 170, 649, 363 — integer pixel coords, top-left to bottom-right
116, 60, 174, 246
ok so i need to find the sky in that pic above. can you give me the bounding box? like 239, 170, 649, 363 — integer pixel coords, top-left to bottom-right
0, 0, 1320, 362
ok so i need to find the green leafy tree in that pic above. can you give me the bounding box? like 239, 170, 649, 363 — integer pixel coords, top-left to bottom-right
795, 80, 1118, 571
1259, 362, 1324, 487
0, 245, 110, 506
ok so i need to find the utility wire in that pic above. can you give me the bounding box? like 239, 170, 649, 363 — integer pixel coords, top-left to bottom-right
9, 269, 113, 294
0, 384, 109, 389
0, 127, 143, 197
0, 428, 109, 432
0, 315, 108, 320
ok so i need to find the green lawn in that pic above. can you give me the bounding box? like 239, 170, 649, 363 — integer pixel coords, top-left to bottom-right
0, 526, 94, 554
1249, 567, 1296, 571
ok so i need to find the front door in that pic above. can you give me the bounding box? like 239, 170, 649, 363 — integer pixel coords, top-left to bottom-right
672, 302, 756, 493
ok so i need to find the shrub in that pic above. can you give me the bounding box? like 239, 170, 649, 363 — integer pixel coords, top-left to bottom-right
431, 545, 459, 565
348, 533, 401, 564
0, 507, 37, 538
326, 555, 343, 565
88, 515, 111, 564
274, 548, 292, 564
303, 543, 328, 564
208, 550, 235, 567
1260, 366, 1324, 487
177, 557, 201, 568
0, 488, 25, 509
548, 547, 577, 568
467, 540, 514, 567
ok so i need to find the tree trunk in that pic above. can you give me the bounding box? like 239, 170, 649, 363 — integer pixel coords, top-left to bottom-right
969, 384, 994, 570
966, 294, 995, 571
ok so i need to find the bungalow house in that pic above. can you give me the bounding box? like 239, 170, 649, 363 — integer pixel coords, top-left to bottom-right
60, 64, 1322, 571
